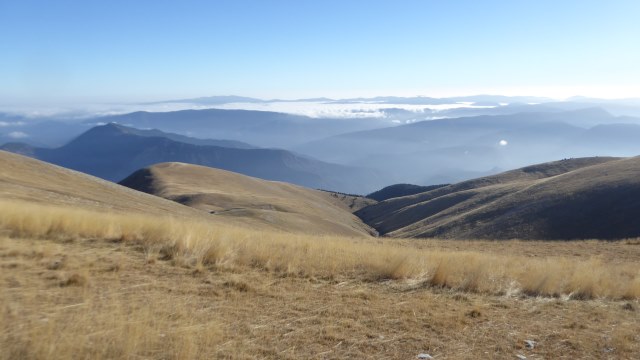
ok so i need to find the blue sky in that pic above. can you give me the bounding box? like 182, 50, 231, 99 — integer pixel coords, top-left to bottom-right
1, 0, 639, 103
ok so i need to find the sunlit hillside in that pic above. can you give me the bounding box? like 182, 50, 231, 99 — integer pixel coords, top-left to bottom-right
119, 162, 376, 237
2, 197, 640, 358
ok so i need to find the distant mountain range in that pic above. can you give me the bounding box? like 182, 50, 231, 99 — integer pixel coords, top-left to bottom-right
357, 157, 640, 240
1, 123, 387, 194
5, 95, 640, 149
295, 108, 640, 185
84, 108, 390, 148
147, 94, 640, 115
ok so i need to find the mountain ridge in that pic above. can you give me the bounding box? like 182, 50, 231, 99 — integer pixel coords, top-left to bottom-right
1, 123, 386, 194
355, 156, 640, 240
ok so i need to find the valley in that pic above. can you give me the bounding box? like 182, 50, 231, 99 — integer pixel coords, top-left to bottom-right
1, 146, 639, 358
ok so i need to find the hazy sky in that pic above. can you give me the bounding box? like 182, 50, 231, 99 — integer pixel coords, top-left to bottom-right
1, 0, 639, 103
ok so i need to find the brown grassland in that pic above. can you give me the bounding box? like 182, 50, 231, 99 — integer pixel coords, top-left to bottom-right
1, 199, 639, 359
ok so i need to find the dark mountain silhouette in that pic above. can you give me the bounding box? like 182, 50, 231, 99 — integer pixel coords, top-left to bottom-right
104, 124, 256, 149
355, 156, 640, 240
367, 184, 449, 202
0, 124, 387, 194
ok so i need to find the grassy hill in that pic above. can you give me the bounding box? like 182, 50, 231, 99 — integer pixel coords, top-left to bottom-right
119, 162, 377, 237
356, 156, 640, 239
0, 151, 639, 358
0, 150, 207, 218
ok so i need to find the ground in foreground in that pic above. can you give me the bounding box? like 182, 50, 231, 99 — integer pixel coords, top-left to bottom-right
1, 236, 638, 359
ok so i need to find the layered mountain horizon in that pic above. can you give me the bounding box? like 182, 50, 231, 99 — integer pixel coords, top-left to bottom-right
3, 98, 640, 195
1, 123, 387, 194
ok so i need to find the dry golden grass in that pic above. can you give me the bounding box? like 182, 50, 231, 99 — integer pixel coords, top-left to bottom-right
2, 199, 639, 300
120, 162, 376, 237
1, 235, 639, 359
0, 237, 221, 360
1, 152, 639, 358
0, 150, 211, 219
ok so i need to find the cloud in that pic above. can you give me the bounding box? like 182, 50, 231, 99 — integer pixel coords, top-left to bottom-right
212, 101, 492, 119
0, 121, 26, 127
0, 100, 495, 121
8, 131, 29, 139
499, 139, 508, 146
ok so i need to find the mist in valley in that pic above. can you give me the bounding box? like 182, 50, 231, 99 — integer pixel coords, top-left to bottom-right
2, 96, 640, 194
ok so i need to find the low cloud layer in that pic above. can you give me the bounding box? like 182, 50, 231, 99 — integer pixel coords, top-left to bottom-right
0, 101, 494, 121
212, 101, 493, 119
8, 131, 29, 139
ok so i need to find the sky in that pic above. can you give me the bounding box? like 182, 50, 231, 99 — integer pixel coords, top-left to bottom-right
1, 0, 640, 104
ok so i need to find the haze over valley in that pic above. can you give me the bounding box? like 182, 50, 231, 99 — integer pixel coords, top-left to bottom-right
3, 96, 640, 191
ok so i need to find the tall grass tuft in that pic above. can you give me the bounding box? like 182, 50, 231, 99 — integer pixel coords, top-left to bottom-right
1, 200, 638, 300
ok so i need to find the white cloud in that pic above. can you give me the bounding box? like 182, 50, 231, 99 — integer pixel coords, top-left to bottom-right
499, 139, 508, 146
0, 121, 26, 127
211, 101, 493, 119
8, 131, 29, 139
0, 100, 495, 121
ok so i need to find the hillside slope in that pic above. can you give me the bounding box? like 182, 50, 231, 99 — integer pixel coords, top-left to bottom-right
120, 162, 377, 237
355, 156, 640, 240
0, 150, 207, 218
0, 151, 375, 237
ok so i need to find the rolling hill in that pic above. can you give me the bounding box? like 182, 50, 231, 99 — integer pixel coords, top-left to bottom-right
1, 123, 387, 194
355, 156, 640, 240
0, 150, 376, 236
120, 162, 377, 237
0, 150, 209, 218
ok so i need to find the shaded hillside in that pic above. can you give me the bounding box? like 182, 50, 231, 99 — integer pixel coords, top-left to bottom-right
120, 162, 377, 237
367, 183, 449, 202
355, 156, 640, 240
1, 124, 386, 194
110, 125, 256, 149
319, 191, 377, 212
